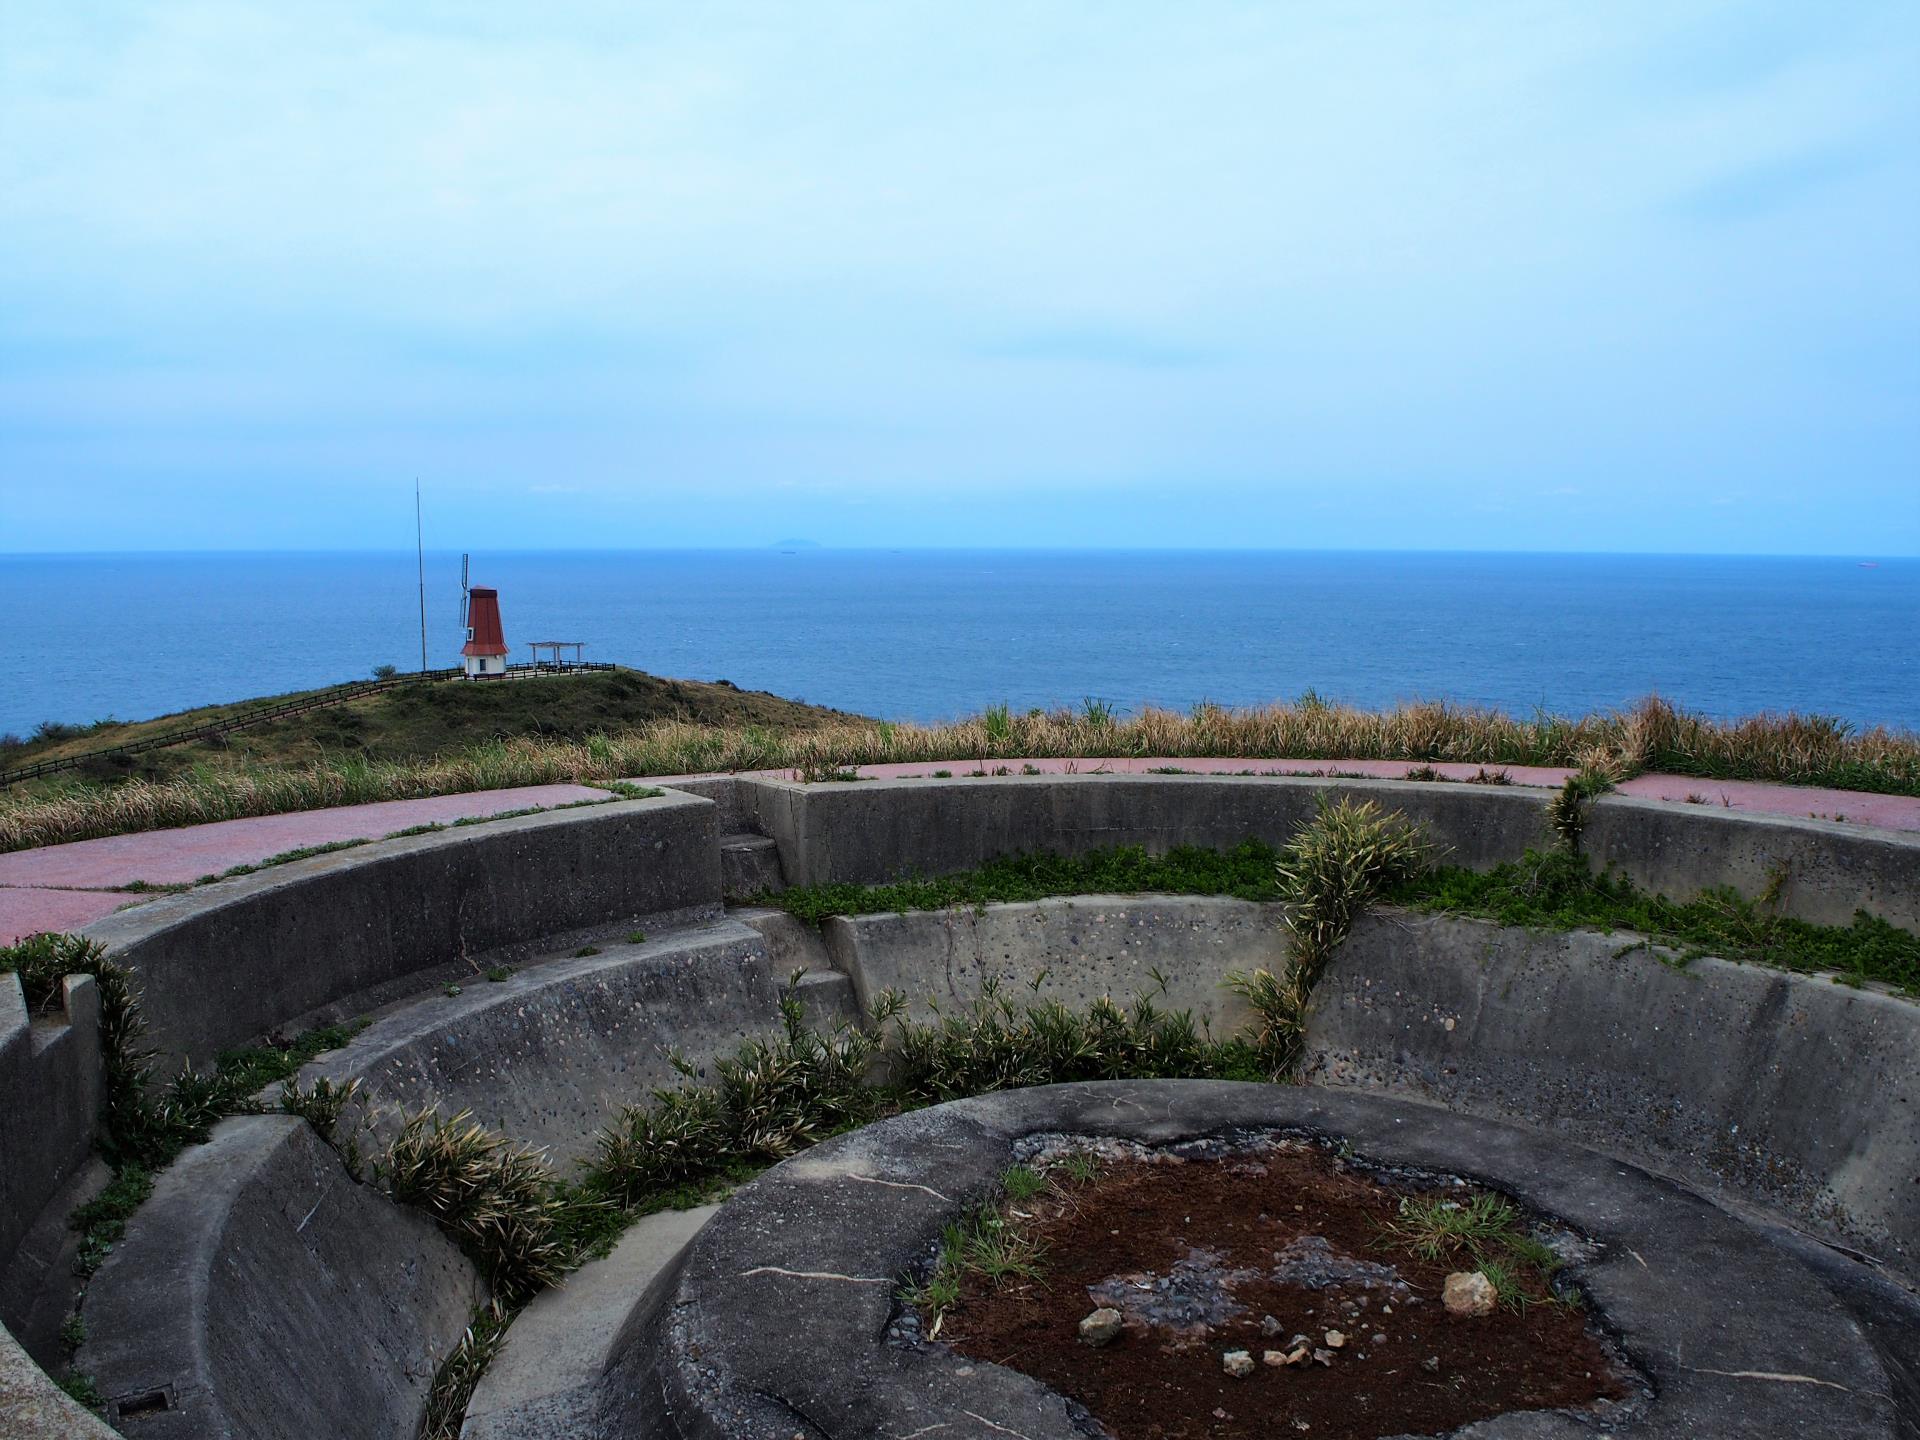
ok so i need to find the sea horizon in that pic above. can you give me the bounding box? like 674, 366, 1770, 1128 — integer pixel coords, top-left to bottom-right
5, 549, 1914, 738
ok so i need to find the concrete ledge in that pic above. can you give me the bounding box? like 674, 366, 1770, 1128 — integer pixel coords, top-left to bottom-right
77, 1115, 484, 1440
652, 1081, 1902, 1439
1586, 794, 1920, 929
81, 793, 723, 1069
295, 920, 855, 1167
823, 894, 1285, 1029
0, 972, 103, 1347
461, 1205, 716, 1440
1305, 909, 1920, 1275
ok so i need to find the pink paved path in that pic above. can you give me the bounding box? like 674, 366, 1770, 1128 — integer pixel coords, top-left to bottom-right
0, 784, 609, 944
5, 766, 1916, 946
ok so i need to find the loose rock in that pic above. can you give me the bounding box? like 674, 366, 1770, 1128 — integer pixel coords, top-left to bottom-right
1223, 1349, 1255, 1378
1324, 1329, 1346, 1349
1078, 1307, 1124, 1346
1442, 1270, 1498, 1318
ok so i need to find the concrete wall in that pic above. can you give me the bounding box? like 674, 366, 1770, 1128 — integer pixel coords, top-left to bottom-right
76, 1115, 484, 1440
0, 973, 103, 1343
82, 793, 722, 1070
1586, 794, 1920, 930
739, 774, 1920, 929
296, 919, 857, 1168
824, 895, 1284, 1031
1305, 908, 1920, 1275
740, 774, 1557, 887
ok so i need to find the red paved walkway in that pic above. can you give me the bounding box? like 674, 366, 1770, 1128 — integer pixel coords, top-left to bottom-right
0, 785, 609, 944
5, 766, 1915, 946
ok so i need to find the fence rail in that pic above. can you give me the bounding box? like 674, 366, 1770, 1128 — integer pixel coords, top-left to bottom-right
0, 662, 619, 787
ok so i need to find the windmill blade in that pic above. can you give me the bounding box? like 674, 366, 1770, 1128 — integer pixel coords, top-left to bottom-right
459, 553, 471, 629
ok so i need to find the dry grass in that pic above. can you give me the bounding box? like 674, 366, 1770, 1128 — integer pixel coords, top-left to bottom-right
4, 695, 1916, 852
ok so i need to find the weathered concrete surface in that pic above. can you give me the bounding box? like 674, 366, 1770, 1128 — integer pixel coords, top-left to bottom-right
0, 973, 102, 1350
294, 921, 856, 1167
1, 1321, 121, 1440
1306, 909, 1920, 1275
718, 833, 783, 900
823, 895, 1284, 1029
651, 1081, 1903, 1439
77, 1115, 484, 1440
462, 1205, 716, 1440
82, 792, 722, 1069
740, 774, 1557, 887
1586, 794, 1920, 929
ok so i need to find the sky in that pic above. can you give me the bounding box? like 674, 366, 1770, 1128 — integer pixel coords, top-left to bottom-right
2, 1, 1917, 554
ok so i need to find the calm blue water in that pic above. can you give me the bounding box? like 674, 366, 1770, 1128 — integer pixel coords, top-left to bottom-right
0, 551, 1914, 737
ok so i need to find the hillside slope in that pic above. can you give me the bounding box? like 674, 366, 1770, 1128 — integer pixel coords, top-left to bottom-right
5, 669, 863, 787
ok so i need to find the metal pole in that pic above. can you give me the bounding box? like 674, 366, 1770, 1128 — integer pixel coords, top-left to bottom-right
415, 480, 428, 674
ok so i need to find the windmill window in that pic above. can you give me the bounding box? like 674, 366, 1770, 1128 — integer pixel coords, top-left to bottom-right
465, 626, 474, 641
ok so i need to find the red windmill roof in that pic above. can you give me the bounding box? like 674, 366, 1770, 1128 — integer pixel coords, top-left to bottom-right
462, 587, 509, 657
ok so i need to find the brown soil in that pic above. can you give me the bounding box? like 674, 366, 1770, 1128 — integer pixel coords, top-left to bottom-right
937, 1142, 1632, 1440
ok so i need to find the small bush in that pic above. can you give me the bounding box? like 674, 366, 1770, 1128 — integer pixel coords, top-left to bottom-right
379, 1110, 569, 1300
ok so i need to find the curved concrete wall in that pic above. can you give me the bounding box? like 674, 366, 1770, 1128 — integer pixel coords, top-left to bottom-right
1305, 908, 1920, 1274
76, 1115, 484, 1439
735, 773, 1920, 928
296, 918, 858, 1167
4, 772, 1917, 1432
0, 973, 103, 1362
81, 792, 721, 1070
823, 894, 1282, 1029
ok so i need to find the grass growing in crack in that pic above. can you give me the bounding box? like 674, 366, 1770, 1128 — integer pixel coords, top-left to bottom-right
774, 839, 1286, 926
1389, 848, 1920, 995
417, 1300, 511, 1440
904, 1168, 1052, 1332
1227, 798, 1431, 1074
1379, 1191, 1569, 1310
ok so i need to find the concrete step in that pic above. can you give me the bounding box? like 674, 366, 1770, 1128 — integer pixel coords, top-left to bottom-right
731, 908, 864, 1027
720, 832, 786, 900
462, 1204, 718, 1440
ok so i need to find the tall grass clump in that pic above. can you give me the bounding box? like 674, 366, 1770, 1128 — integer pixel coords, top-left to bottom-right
379, 1110, 571, 1300
1229, 798, 1431, 1074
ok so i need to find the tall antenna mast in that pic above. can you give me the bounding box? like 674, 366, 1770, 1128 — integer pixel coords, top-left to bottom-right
415, 480, 428, 674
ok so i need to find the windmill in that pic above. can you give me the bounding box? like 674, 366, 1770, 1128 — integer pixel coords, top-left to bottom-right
458, 559, 510, 678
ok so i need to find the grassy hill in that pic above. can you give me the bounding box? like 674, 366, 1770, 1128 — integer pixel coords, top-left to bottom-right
2, 669, 863, 788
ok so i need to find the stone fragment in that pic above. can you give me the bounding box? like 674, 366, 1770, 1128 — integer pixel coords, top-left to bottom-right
1421, 1355, 1441, 1373
1078, 1307, 1124, 1346
1223, 1349, 1255, 1378
1442, 1270, 1498, 1317
1312, 1347, 1335, 1366
1260, 1313, 1283, 1336
1324, 1329, 1346, 1348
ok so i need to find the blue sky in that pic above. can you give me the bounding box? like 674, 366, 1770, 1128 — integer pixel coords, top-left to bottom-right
3, 2, 1916, 553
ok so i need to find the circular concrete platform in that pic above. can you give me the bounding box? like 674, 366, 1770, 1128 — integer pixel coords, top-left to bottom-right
648, 1081, 1907, 1440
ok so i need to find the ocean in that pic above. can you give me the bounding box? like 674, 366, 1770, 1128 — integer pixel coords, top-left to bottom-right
1, 550, 1914, 738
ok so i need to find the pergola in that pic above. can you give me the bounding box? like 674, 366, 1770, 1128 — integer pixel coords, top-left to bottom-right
526, 640, 587, 669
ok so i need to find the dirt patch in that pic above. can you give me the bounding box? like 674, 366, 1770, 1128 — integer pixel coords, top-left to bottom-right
929, 1137, 1635, 1439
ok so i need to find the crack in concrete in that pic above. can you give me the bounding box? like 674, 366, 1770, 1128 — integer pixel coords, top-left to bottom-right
846, 1173, 951, 1201
738, 1265, 892, 1284
1682, 1365, 1853, 1392
962, 1411, 1039, 1440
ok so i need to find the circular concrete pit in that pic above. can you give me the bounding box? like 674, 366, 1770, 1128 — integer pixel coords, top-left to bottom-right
3, 774, 1917, 1439
642, 1083, 1909, 1440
